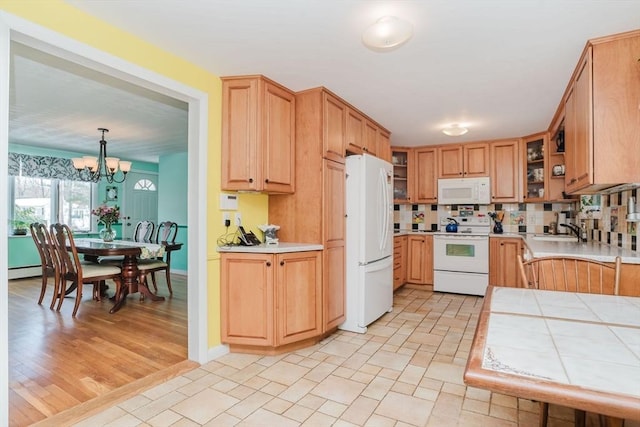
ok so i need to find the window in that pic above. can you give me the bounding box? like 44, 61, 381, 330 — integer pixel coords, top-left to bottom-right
134, 179, 156, 191
9, 176, 94, 232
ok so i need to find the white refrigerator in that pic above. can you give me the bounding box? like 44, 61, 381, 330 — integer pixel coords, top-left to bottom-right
339, 154, 394, 333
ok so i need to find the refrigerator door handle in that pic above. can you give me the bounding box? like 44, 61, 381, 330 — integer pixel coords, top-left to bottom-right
378, 168, 389, 252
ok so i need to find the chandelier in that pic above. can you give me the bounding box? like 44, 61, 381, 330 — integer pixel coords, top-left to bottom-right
72, 128, 131, 183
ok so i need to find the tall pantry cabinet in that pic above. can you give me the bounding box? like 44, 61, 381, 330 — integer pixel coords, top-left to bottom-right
270, 88, 347, 332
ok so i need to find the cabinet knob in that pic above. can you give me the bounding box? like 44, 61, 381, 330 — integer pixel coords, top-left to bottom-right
265, 179, 269, 183
266, 261, 271, 267
280, 261, 285, 266
248, 178, 254, 183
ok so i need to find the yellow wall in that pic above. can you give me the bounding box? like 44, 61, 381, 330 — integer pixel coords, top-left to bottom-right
0, 0, 268, 348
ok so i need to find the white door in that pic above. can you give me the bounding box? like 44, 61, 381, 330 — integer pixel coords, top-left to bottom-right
122, 172, 159, 239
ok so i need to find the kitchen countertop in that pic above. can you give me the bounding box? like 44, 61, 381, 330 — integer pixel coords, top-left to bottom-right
489, 233, 640, 264
217, 242, 323, 254
395, 230, 640, 264
523, 237, 640, 264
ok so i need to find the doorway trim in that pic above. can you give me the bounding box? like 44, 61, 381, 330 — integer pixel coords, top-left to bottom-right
0, 11, 210, 424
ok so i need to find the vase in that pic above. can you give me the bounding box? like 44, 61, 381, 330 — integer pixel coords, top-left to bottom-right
493, 221, 503, 234
99, 222, 117, 242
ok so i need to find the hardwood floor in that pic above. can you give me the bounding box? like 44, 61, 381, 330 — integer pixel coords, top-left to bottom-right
8, 273, 188, 426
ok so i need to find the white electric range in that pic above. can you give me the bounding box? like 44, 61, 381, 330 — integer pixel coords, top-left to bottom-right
433, 216, 491, 296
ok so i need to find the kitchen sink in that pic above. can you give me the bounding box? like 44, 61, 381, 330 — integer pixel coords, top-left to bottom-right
531, 234, 578, 242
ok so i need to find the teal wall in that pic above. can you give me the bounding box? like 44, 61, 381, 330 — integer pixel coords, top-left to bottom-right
158, 152, 188, 272
8, 235, 40, 268
7, 144, 190, 272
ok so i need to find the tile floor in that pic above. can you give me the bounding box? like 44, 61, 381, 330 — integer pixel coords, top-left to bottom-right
73, 287, 638, 426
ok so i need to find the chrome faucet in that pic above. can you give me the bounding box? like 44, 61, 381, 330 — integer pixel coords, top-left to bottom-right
559, 223, 584, 242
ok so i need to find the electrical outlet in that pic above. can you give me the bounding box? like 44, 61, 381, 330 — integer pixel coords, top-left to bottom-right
235, 212, 242, 226
223, 212, 230, 226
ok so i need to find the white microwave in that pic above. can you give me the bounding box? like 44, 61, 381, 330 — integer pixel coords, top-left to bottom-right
438, 177, 491, 205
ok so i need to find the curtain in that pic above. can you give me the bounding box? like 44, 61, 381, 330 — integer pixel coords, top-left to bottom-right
8, 153, 85, 181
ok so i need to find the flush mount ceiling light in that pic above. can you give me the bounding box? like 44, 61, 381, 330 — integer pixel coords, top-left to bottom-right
72, 128, 131, 183
442, 124, 469, 136
362, 16, 413, 52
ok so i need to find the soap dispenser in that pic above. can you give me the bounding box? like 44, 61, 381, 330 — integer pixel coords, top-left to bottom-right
580, 221, 588, 242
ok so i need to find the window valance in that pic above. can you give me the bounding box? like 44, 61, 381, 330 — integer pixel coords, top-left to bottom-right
8, 153, 83, 181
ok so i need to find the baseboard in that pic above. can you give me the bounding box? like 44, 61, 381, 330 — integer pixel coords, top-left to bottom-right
8, 266, 41, 279
208, 343, 230, 361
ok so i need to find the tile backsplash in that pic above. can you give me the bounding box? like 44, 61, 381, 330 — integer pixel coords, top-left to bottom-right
393, 188, 638, 252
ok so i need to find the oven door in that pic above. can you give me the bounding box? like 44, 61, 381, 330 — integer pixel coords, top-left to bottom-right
433, 234, 489, 273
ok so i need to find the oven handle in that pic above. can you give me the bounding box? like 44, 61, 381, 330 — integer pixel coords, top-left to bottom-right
434, 234, 488, 240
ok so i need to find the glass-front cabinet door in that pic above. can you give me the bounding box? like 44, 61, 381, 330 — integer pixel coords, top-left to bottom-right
523, 134, 546, 201
391, 149, 410, 203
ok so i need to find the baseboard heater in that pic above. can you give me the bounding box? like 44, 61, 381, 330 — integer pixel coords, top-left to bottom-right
8, 266, 41, 280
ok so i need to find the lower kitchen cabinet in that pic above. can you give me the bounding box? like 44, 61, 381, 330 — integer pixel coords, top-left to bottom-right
220, 250, 322, 353
489, 236, 524, 287
393, 235, 407, 290
407, 234, 433, 285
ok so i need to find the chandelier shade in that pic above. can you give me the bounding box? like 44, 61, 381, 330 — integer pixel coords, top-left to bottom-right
72, 128, 131, 183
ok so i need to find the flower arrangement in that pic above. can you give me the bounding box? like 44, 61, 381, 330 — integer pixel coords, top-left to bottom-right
91, 204, 120, 225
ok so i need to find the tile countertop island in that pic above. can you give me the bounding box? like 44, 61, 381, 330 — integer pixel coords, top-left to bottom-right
217, 242, 323, 254
521, 235, 640, 265
464, 286, 640, 422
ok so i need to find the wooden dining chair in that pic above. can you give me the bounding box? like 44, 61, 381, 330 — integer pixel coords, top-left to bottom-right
50, 223, 124, 317
138, 221, 178, 296
517, 255, 621, 295
30, 222, 62, 309
133, 220, 155, 242
516, 254, 622, 427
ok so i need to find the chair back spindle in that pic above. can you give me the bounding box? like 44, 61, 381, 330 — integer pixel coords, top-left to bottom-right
155, 221, 178, 243
517, 255, 621, 296
133, 220, 155, 242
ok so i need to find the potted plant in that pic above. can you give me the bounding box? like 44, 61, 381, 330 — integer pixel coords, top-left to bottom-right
10, 206, 39, 235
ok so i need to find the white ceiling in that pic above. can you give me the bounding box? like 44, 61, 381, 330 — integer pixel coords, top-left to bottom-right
11, 1, 640, 162
10, 43, 189, 163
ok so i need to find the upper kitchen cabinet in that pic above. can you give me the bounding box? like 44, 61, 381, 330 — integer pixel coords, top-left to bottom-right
413, 146, 438, 203
391, 148, 411, 203
558, 30, 640, 194
323, 91, 347, 162
221, 75, 295, 193
345, 107, 389, 159
377, 128, 392, 162
523, 134, 546, 202
345, 108, 365, 155
490, 139, 521, 203
438, 142, 490, 178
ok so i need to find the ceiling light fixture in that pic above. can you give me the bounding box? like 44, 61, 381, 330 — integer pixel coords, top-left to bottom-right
72, 128, 131, 183
442, 124, 469, 136
362, 16, 413, 52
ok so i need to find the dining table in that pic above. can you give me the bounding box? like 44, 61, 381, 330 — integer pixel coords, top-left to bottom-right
464, 286, 640, 426
70, 238, 183, 313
